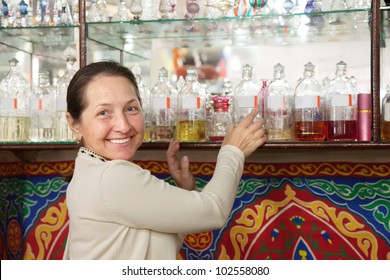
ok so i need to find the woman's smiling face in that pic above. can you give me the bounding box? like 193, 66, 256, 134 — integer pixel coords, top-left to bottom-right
69, 75, 145, 161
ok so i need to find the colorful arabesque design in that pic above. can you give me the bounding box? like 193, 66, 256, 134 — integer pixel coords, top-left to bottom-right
0, 160, 389, 260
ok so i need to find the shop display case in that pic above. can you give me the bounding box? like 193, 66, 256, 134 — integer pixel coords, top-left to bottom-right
0, 0, 387, 152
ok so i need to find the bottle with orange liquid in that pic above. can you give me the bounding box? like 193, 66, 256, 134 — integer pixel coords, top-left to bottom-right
381, 85, 390, 141
294, 62, 327, 141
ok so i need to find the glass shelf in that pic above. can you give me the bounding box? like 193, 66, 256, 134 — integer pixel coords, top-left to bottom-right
87, 9, 371, 52
0, 25, 79, 57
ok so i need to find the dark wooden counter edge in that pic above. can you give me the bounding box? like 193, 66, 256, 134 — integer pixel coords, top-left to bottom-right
2, 142, 390, 151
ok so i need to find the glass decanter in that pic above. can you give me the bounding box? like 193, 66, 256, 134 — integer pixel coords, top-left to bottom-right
72, 0, 79, 25
232, 64, 262, 125
176, 67, 207, 142
159, 0, 171, 19
132, 64, 151, 142
329, 0, 349, 25
249, 0, 270, 15
305, 0, 325, 34
55, 47, 77, 142
150, 67, 178, 142
0, 58, 31, 142
88, 0, 102, 22
264, 63, 294, 141
186, 0, 200, 18
129, 0, 142, 20
30, 72, 56, 142
381, 85, 390, 141
294, 62, 326, 141
325, 61, 358, 141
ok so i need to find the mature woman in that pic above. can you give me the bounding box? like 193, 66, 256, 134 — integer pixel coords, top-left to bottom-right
64, 61, 266, 259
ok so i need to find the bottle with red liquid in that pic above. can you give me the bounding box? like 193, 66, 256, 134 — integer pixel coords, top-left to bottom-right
294, 62, 327, 141
325, 61, 358, 141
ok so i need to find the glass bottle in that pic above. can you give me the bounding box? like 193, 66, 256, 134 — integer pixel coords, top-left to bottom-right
159, 0, 171, 19
72, 0, 79, 25
232, 64, 262, 126
56, 47, 77, 142
0, 58, 31, 142
88, 0, 102, 22
30, 72, 56, 142
150, 67, 177, 142
132, 63, 151, 142
381, 85, 390, 141
294, 62, 326, 141
208, 95, 232, 142
186, 0, 200, 18
176, 67, 207, 142
129, 0, 142, 20
325, 61, 358, 141
264, 63, 294, 141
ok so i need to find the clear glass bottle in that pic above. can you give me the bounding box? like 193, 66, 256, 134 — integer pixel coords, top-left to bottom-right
150, 67, 177, 142
325, 60, 358, 141
208, 95, 232, 142
232, 64, 262, 126
56, 47, 77, 142
264, 63, 294, 141
294, 62, 326, 141
115, 0, 129, 21
381, 85, 390, 141
176, 67, 207, 142
72, 0, 79, 25
30, 72, 56, 142
0, 58, 31, 142
88, 0, 102, 22
132, 63, 151, 142
159, 0, 171, 19
129, 0, 143, 20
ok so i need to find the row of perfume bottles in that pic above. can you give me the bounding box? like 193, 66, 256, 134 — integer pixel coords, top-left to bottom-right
0, 0, 78, 28
136, 60, 369, 143
83, 0, 372, 24
0, 48, 77, 143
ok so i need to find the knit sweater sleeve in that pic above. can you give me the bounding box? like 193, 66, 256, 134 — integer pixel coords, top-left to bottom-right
99, 145, 245, 234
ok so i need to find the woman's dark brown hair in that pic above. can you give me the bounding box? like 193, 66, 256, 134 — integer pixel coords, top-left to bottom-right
67, 61, 141, 122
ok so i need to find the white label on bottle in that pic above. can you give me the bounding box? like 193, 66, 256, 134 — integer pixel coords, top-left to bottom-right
182, 96, 200, 109
331, 94, 353, 107
0, 98, 18, 110
236, 95, 258, 108
30, 98, 44, 110
56, 97, 67, 111
295, 96, 321, 109
384, 103, 390, 121
152, 97, 171, 109
267, 95, 286, 109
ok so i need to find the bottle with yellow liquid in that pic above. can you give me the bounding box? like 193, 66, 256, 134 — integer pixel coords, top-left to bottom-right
176, 67, 207, 142
149, 67, 177, 142
0, 58, 31, 142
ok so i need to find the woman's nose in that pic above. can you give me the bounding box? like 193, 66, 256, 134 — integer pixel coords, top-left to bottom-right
113, 113, 131, 132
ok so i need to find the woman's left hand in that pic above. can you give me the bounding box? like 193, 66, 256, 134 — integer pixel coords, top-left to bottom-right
166, 139, 196, 191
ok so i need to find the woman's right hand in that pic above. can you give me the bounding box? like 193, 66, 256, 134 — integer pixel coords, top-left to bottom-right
222, 108, 266, 157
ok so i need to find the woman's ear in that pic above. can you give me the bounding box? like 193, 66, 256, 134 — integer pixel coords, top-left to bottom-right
66, 112, 82, 141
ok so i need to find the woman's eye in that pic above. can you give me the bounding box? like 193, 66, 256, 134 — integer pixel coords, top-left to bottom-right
98, 111, 108, 116
127, 106, 139, 113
